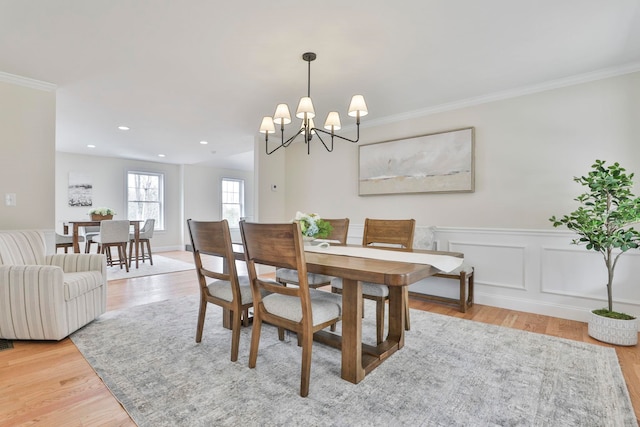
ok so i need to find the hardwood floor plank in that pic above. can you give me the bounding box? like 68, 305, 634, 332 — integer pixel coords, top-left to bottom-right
1, 251, 638, 425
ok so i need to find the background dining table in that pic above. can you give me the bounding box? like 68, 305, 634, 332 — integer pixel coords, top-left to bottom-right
64, 220, 144, 268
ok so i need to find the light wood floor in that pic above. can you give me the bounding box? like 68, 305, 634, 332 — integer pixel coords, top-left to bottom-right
1, 251, 638, 426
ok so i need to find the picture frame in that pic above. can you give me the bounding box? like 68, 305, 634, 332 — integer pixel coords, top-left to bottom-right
68, 172, 93, 206
358, 127, 475, 196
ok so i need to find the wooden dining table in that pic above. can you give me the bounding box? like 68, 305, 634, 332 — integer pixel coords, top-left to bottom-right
64, 220, 144, 268
230, 243, 463, 384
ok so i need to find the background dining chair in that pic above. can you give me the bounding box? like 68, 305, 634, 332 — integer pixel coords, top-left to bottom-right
55, 233, 85, 253
275, 218, 350, 289
84, 226, 100, 253
93, 220, 130, 272
240, 221, 342, 397
129, 218, 155, 267
331, 218, 415, 344
187, 219, 254, 362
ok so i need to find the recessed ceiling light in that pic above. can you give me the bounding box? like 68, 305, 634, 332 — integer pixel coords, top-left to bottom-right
118, 126, 130, 131
200, 140, 208, 145
158, 154, 166, 157
87, 144, 96, 148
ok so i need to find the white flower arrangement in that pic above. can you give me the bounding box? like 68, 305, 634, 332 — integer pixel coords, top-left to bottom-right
88, 207, 116, 216
294, 211, 332, 238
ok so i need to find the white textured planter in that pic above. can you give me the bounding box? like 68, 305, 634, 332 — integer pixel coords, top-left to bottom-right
588, 311, 638, 346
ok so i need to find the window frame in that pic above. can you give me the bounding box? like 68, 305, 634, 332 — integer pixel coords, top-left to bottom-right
126, 170, 165, 231
221, 177, 245, 229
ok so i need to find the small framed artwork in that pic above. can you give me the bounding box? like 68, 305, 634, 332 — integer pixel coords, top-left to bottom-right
68, 172, 93, 206
358, 127, 475, 195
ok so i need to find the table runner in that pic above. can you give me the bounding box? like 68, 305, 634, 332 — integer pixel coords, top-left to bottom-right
304, 244, 463, 273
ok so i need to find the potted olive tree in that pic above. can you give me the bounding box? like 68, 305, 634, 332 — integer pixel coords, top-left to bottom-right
550, 160, 640, 346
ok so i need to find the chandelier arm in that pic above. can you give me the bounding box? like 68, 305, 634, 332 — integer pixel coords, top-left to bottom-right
312, 130, 334, 152
282, 128, 304, 148
311, 124, 361, 144
265, 128, 306, 155
265, 134, 285, 155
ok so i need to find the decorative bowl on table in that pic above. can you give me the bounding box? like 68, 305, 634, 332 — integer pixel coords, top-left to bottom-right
91, 214, 113, 221
88, 207, 116, 221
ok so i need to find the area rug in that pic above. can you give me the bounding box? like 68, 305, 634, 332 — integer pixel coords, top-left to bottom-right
71, 296, 637, 427
106, 255, 194, 281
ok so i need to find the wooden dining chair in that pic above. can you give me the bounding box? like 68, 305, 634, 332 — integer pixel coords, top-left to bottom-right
187, 219, 254, 362
275, 218, 350, 289
55, 233, 84, 253
93, 220, 131, 272
240, 221, 342, 397
331, 218, 415, 344
128, 218, 155, 267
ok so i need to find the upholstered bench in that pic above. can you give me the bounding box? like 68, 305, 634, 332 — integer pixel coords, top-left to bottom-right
0, 230, 107, 340
409, 262, 474, 313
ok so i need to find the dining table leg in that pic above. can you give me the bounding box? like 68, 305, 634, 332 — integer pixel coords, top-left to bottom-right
340, 278, 366, 384
72, 223, 81, 253
387, 285, 405, 349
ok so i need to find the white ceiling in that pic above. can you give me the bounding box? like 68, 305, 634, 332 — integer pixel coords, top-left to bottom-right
2, 1, 640, 171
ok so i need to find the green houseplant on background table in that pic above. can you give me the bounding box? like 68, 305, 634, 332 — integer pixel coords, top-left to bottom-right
550, 160, 640, 345
88, 207, 116, 221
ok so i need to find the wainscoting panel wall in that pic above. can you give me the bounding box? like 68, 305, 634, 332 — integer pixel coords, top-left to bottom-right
345, 225, 640, 325
448, 241, 526, 290
429, 227, 640, 324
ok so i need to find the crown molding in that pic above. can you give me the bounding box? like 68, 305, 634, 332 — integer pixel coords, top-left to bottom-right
0, 71, 56, 91
364, 61, 640, 128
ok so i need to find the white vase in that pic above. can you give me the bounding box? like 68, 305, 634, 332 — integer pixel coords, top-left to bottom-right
302, 236, 315, 243
588, 311, 638, 346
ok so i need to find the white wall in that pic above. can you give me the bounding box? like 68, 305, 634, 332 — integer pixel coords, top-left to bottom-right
254, 141, 286, 222
183, 164, 254, 245
268, 71, 640, 228
0, 76, 56, 230
256, 70, 640, 322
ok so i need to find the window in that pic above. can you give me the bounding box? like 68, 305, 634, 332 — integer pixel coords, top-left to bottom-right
221, 178, 244, 228
127, 171, 164, 230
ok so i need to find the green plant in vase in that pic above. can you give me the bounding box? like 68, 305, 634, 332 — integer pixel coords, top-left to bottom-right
88, 207, 117, 216
88, 207, 117, 220
550, 160, 640, 345
294, 212, 333, 239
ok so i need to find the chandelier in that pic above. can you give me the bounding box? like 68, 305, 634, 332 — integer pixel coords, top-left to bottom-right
259, 52, 368, 155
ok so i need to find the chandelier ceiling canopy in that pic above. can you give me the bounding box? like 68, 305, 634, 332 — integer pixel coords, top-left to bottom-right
259, 52, 368, 155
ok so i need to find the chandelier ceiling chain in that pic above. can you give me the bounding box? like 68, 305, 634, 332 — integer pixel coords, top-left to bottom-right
259, 52, 368, 155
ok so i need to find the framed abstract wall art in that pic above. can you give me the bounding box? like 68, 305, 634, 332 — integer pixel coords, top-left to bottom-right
358, 127, 475, 195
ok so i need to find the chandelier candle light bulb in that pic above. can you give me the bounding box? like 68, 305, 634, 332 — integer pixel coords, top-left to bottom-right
273, 104, 292, 125
259, 52, 368, 155
324, 112, 341, 131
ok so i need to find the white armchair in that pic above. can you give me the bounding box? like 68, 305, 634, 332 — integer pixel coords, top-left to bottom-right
0, 230, 107, 340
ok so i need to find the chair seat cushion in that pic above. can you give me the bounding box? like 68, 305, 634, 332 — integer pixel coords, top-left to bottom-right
330, 278, 389, 297
275, 268, 334, 286
207, 275, 254, 304
56, 234, 85, 244
64, 271, 105, 301
262, 290, 341, 325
